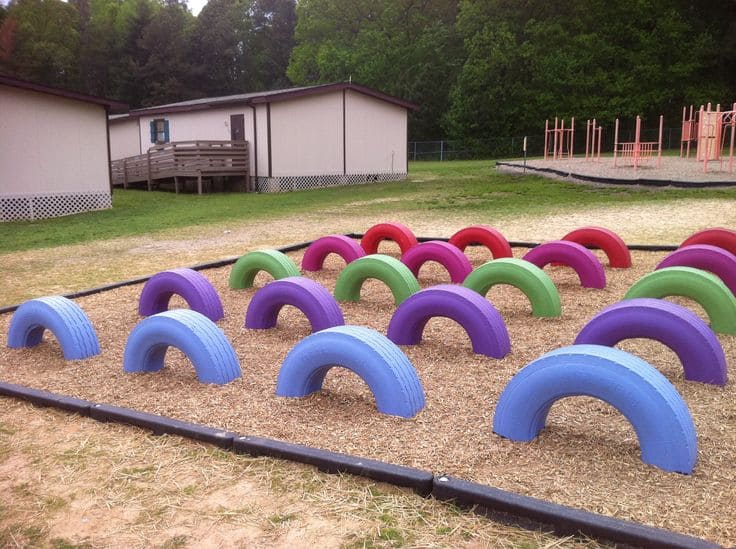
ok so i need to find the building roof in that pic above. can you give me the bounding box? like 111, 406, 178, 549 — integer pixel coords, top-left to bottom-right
112, 82, 418, 121
0, 74, 128, 112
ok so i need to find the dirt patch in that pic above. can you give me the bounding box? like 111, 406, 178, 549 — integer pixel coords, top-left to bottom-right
0, 245, 734, 545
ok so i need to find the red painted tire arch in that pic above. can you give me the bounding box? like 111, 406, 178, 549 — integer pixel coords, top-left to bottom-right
448, 225, 513, 259
680, 227, 736, 257
361, 222, 418, 254
561, 226, 631, 268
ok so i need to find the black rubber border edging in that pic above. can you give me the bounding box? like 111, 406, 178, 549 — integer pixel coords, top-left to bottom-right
432, 476, 719, 549
233, 435, 433, 496
496, 160, 736, 188
0, 235, 720, 547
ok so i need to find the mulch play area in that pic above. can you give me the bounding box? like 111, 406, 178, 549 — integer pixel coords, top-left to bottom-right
1, 241, 734, 546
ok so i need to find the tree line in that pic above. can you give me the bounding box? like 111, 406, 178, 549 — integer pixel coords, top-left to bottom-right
1, 0, 735, 143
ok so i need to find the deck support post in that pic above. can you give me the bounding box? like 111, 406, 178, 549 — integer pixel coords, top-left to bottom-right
146, 150, 152, 191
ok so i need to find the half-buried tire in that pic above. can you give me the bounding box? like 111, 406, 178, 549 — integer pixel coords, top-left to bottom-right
301, 235, 366, 271
245, 277, 345, 332
275, 325, 425, 418
229, 249, 301, 289
333, 254, 421, 306
7, 296, 101, 360
124, 309, 241, 385
361, 222, 418, 255
387, 285, 510, 358
138, 268, 224, 321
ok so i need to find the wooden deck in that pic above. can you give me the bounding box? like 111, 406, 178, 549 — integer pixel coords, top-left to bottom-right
111, 140, 249, 194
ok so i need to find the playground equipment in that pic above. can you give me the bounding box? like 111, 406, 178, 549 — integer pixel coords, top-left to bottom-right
681, 102, 736, 173
680, 227, 736, 256
229, 249, 301, 289
333, 254, 420, 305
245, 277, 344, 332
522, 241, 606, 289
400, 241, 473, 283
575, 298, 727, 385
560, 226, 631, 268
657, 244, 736, 295
275, 325, 425, 418
302, 235, 366, 271
7, 296, 101, 360
386, 285, 511, 358
584, 119, 603, 162
462, 258, 562, 318
492, 344, 698, 474
361, 222, 418, 254
613, 115, 663, 169
448, 225, 513, 259
544, 117, 575, 160
124, 309, 241, 385
624, 266, 736, 334
138, 268, 224, 321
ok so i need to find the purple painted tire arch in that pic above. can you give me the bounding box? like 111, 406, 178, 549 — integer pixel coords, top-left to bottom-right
138, 268, 224, 322
522, 240, 606, 289
245, 277, 344, 332
301, 235, 366, 272
400, 241, 473, 283
656, 244, 736, 296
575, 298, 727, 385
387, 284, 510, 358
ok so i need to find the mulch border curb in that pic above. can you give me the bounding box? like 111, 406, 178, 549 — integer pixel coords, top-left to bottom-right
496, 160, 736, 188
0, 236, 720, 548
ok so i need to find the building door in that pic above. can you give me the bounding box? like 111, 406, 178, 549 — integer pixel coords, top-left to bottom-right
230, 114, 245, 141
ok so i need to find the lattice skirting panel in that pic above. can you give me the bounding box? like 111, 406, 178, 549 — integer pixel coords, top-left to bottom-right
255, 173, 407, 193
1, 191, 112, 222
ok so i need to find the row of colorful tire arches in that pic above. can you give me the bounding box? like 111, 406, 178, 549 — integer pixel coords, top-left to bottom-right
6, 225, 736, 475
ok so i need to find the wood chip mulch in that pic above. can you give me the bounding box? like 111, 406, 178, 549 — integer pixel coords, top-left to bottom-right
1, 244, 734, 545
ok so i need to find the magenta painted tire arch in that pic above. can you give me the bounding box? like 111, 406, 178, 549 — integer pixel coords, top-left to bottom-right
138, 268, 224, 322
561, 226, 631, 268
522, 240, 606, 288
301, 235, 366, 272
656, 244, 736, 296
575, 298, 727, 385
360, 222, 418, 254
245, 277, 344, 332
448, 225, 513, 259
387, 284, 510, 358
680, 227, 736, 256
401, 241, 473, 283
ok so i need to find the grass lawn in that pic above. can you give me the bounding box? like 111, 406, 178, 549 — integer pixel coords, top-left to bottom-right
2, 160, 735, 253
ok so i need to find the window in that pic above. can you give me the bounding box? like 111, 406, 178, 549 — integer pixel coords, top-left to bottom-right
149, 118, 170, 144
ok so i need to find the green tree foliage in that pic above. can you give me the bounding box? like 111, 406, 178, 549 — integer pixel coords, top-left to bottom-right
0, 0, 80, 87
287, 0, 462, 139
445, 0, 734, 143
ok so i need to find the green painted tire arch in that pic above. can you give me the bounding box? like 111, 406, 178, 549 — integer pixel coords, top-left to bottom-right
333, 254, 421, 306
229, 249, 301, 289
624, 266, 736, 334
462, 258, 562, 317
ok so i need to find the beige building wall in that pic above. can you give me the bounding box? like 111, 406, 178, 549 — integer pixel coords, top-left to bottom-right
109, 118, 141, 160
345, 90, 407, 174
0, 84, 110, 195
269, 91, 344, 177
133, 106, 256, 176
254, 104, 269, 177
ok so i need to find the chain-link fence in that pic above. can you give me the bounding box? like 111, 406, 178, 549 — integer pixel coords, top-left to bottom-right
408, 127, 683, 161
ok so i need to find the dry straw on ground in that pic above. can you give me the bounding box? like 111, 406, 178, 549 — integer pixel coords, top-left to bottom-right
1, 243, 734, 546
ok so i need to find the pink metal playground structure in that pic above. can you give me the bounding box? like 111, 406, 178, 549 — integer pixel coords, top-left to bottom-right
613, 115, 663, 169
681, 103, 736, 173
544, 117, 574, 160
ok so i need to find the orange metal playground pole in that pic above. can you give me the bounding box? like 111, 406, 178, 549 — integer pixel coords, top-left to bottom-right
553, 117, 559, 161
570, 117, 575, 159
730, 103, 735, 174
544, 119, 549, 160
585, 119, 590, 160
634, 116, 642, 169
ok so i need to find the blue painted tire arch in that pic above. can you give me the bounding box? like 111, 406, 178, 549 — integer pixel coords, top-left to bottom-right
492, 344, 698, 474
275, 325, 425, 418
124, 309, 241, 385
7, 296, 100, 360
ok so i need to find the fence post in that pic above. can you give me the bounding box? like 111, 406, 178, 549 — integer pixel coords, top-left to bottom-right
440, 140, 444, 161
413, 141, 417, 161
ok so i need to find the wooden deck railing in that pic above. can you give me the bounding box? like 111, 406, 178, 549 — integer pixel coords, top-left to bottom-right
111, 140, 249, 193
